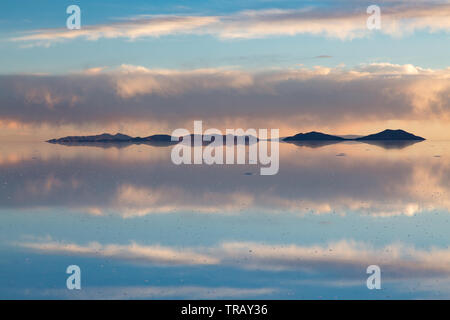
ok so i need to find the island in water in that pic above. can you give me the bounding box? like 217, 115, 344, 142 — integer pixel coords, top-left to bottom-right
282, 129, 425, 149
47, 129, 425, 149
47, 133, 259, 147
47, 133, 179, 147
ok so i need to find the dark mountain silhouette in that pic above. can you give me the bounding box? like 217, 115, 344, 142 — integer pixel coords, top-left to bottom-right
179, 134, 259, 145
356, 129, 425, 141
48, 129, 425, 150
132, 134, 180, 146
47, 133, 133, 143
47, 133, 259, 147
284, 129, 424, 142
283, 129, 425, 149
283, 131, 345, 142
47, 133, 180, 147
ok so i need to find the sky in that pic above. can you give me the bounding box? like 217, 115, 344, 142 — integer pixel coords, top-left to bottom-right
0, 0, 450, 140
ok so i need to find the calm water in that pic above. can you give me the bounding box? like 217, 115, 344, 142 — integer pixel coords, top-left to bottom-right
0, 139, 450, 299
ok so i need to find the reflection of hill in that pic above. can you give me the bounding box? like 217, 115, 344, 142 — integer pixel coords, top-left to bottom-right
284, 140, 343, 148
285, 139, 424, 150
359, 140, 422, 150
47, 141, 134, 149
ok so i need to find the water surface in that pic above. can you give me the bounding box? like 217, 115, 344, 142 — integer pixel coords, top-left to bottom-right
1, 140, 449, 299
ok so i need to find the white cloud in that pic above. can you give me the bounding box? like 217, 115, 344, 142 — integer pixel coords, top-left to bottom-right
11, 15, 218, 44
10, 4, 450, 45
113, 64, 254, 98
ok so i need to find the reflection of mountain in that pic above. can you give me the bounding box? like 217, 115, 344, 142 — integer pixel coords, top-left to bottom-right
286, 140, 343, 148
49, 141, 135, 149
284, 129, 425, 149
360, 140, 423, 150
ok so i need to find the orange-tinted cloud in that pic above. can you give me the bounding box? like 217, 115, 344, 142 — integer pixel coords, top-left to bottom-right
1, 63, 450, 139
10, 3, 450, 45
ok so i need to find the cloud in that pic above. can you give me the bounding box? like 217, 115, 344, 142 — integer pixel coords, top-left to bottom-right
113, 65, 254, 98
354, 62, 433, 75
18, 238, 450, 278
11, 15, 218, 44
10, 3, 450, 45
1, 63, 450, 135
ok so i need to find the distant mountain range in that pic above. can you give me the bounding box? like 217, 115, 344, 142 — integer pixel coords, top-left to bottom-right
283, 131, 345, 142
283, 129, 425, 141
355, 129, 425, 141
282, 129, 425, 149
181, 134, 258, 145
47, 133, 176, 143
47, 133, 258, 147
47, 129, 425, 149
47, 133, 179, 147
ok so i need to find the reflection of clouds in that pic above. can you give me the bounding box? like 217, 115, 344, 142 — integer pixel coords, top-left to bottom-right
112, 186, 428, 218
115, 184, 254, 217
29, 285, 276, 300
392, 277, 450, 299
18, 238, 450, 278
18, 240, 218, 266
0, 141, 167, 165
1, 141, 450, 217
25, 175, 61, 196
217, 241, 429, 275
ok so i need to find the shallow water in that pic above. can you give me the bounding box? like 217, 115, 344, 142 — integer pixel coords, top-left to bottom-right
0, 139, 449, 299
